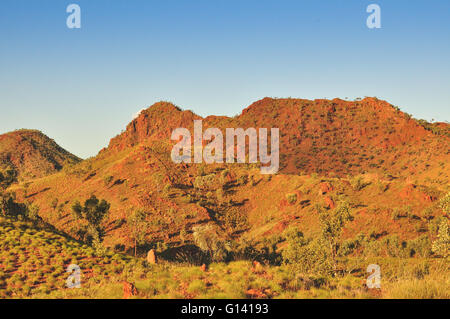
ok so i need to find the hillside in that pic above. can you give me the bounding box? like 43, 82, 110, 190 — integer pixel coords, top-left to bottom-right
0, 129, 81, 183
0, 216, 132, 298
7, 98, 449, 253
107, 98, 449, 182
1, 97, 449, 299
2, 215, 447, 299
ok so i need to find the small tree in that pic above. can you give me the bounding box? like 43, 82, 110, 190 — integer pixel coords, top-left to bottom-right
71, 196, 110, 247
319, 201, 353, 273
0, 168, 17, 189
282, 233, 331, 275
83, 195, 110, 227
0, 192, 26, 218
71, 195, 110, 229
432, 220, 449, 258
127, 209, 149, 256
90, 225, 108, 256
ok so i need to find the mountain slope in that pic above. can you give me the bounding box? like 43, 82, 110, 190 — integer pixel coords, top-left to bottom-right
107, 97, 450, 182
0, 129, 81, 182
7, 98, 450, 253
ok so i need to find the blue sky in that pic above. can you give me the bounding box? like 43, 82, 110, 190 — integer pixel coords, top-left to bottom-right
0, 0, 449, 158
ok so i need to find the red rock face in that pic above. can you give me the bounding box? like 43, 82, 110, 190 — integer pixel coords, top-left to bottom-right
107, 102, 200, 152
122, 281, 138, 299
399, 184, 437, 203
320, 182, 334, 194
6, 97, 448, 254
324, 196, 336, 209
102, 98, 449, 181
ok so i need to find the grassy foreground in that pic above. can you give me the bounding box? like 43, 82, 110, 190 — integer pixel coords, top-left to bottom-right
33, 260, 449, 299
0, 216, 448, 299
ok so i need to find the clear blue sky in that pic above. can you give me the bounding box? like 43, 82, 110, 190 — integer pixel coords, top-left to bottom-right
0, 0, 449, 158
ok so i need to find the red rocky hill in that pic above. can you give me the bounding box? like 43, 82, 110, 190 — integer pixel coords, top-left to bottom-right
6, 98, 449, 253
0, 129, 81, 182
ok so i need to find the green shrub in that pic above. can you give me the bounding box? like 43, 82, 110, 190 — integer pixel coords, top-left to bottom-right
383, 235, 408, 258
407, 235, 432, 258
286, 193, 297, 205
71, 195, 110, 231
218, 208, 249, 233
193, 174, 218, 190
193, 224, 226, 262
439, 192, 450, 214
282, 227, 332, 275
432, 220, 449, 258
350, 176, 369, 191
103, 175, 114, 186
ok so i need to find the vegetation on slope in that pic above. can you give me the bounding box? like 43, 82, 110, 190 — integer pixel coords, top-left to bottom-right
0, 129, 81, 182
0, 98, 449, 299
0, 215, 132, 298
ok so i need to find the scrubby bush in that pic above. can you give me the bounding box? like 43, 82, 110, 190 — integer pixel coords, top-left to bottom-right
318, 201, 353, 271
193, 224, 226, 262
217, 207, 249, 233
383, 235, 409, 258
282, 227, 332, 275
376, 181, 389, 193
216, 188, 224, 202
26, 203, 41, 223
179, 228, 187, 244
350, 176, 369, 191
237, 174, 248, 186
286, 193, 297, 205
429, 216, 446, 235
407, 235, 432, 258
193, 174, 218, 190
339, 238, 360, 256
103, 175, 114, 186
409, 261, 430, 280
0, 192, 27, 218
439, 192, 450, 214
0, 167, 17, 189
432, 220, 449, 258
391, 209, 402, 220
